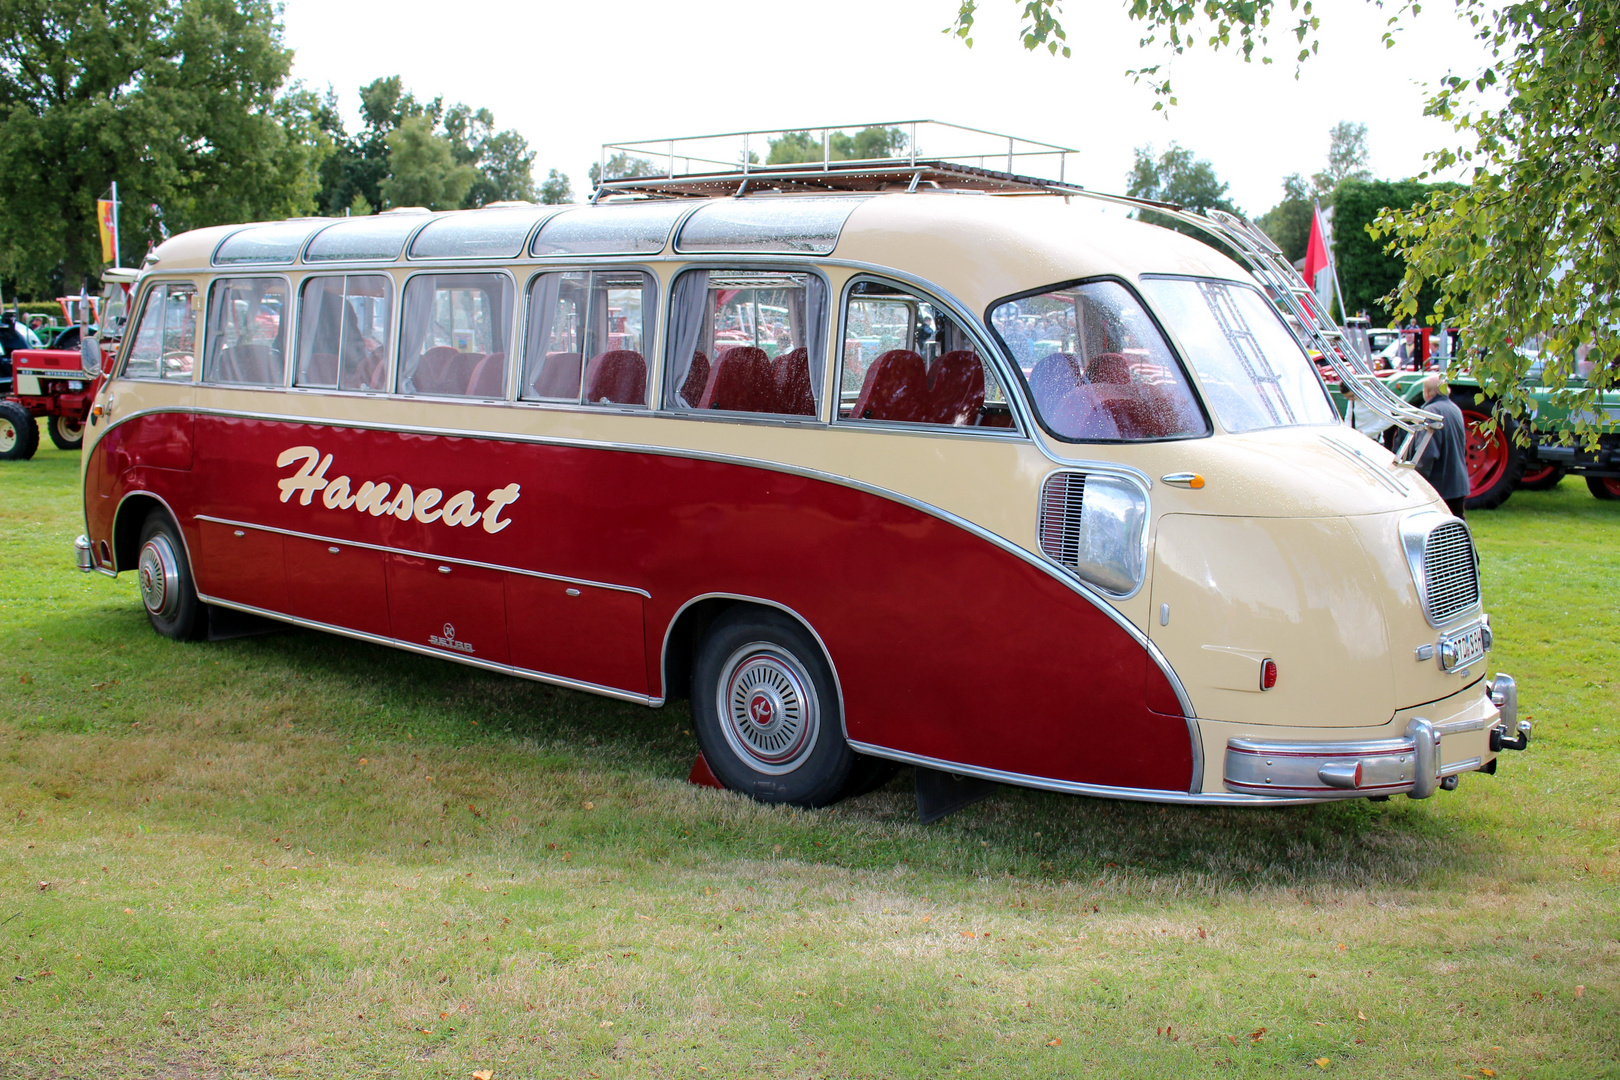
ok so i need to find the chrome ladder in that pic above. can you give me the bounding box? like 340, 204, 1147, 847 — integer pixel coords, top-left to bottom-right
1171, 206, 1440, 465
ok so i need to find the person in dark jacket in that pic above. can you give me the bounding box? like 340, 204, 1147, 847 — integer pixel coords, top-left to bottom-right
1417, 373, 1470, 517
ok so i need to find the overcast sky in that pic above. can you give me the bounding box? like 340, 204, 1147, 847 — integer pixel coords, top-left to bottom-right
280, 0, 1497, 214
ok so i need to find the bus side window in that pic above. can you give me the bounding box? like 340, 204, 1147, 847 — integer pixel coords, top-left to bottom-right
663, 269, 826, 418
203, 278, 288, 387
296, 275, 394, 392
522, 270, 653, 407
839, 280, 1006, 427
398, 273, 513, 399
122, 283, 197, 381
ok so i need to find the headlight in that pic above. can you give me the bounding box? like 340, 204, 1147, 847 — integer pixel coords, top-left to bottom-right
1038, 471, 1148, 596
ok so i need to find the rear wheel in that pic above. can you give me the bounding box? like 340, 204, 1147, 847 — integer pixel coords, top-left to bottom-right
48, 413, 84, 451
0, 401, 39, 461
1587, 476, 1620, 500
1516, 462, 1566, 490
691, 607, 855, 807
137, 510, 206, 640
1450, 390, 1521, 510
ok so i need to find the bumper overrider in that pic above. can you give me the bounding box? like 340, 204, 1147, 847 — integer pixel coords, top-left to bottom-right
1223, 673, 1529, 800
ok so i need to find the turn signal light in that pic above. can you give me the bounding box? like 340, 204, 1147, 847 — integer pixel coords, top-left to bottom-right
1260, 658, 1278, 691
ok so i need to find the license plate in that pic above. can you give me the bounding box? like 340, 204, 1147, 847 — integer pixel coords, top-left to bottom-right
1440, 625, 1485, 672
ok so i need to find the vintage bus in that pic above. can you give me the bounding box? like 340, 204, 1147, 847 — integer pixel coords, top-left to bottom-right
73, 132, 1527, 810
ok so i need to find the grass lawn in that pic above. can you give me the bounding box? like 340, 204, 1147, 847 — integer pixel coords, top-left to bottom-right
2, 431, 1616, 1079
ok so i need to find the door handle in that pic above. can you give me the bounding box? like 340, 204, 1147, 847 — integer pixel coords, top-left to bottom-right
437, 565, 452, 575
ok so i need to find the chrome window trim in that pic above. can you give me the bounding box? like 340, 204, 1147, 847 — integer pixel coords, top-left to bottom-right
192, 514, 650, 597
658, 263, 836, 422
519, 263, 662, 409
292, 270, 401, 395
832, 273, 1027, 439
395, 267, 520, 400
199, 273, 293, 389
658, 592, 845, 738
846, 741, 1300, 806
95, 404, 1183, 700
116, 278, 201, 384
194, 594, 658, 706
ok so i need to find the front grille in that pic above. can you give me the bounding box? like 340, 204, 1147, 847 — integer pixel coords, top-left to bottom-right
1422, 519, 1480, 624
1038, 472, 1085, 566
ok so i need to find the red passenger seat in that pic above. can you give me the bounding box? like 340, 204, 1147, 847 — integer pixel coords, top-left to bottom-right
700, 346, 775, 412
531, 351, 582, 399
412, 346, 482, 396
771, 347, 815, 416
923, 350, 984, 426
584, 350, 647, 405
1085, 352, 1134, 385
850, 349, 927, 422
678, 351, 710, 407
466, 352, 507, 398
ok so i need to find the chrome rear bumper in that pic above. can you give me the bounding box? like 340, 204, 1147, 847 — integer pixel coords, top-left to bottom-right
74, 534, 94, 573
1224, 672, 1524, 800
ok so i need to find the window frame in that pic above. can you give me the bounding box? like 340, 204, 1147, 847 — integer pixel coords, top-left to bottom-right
833, 273, 1027, 438
117, 279, 200, 383
290, 271, 401, 396
393, 268, 519, 401
200, 273, 293, 389
517, 264, 661, 410
983, 273, 1213, 445
657, 261, 835, 426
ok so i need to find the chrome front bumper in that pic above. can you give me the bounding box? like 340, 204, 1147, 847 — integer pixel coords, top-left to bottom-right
1224, 673, 1525, 800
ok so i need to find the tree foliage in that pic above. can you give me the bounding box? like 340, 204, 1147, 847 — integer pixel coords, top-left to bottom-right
1125, 143, 1239, 242
1257, 174, 1312, 263
1313, 121, 1373, 197
1334, 179, 1459, 322
538, 169, 573, 205
957, 0, 1619, 431
315, 76, 535, 215
0, 0, 327, 295
589, 152, 660, 187
766, 126, 910, 165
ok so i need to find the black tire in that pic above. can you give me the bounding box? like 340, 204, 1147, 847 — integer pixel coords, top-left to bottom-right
0, 400, 39, 461
1450, 389, 1521, 511
136, 510, 206, 640
48, 413, 85, 451
840, 755, 901, 800
1587, 476, 1620, 501
690, 607, 855, 808
1516, 462, 1566, 491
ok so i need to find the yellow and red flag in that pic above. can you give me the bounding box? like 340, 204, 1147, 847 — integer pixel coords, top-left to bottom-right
97, 199, 117, 262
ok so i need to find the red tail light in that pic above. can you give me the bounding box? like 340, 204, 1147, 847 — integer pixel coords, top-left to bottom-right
1260, 659, 1278, 691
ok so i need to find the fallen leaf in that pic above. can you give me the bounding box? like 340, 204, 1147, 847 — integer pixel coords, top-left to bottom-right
583, 801, 595, 811
1481, 1069, 1497, 1077
1198, 927, 1207, 939
1574, 985, 1585, 999
1357, 1010, 1368, 1021
123, 908, 134, 915
1315, 1057, 1330, 1069
36, 882, 49, 892
1046, 1037, 1061, 1047
472, 1071, 494, 1080
1226, 1034, 1238, 1047
1249, 1027, 1267, 1043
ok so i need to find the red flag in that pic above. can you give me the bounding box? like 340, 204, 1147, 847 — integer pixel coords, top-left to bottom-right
1303, 203, 1333, 306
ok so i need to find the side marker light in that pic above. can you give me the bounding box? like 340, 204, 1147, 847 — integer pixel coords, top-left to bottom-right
1160, 472, 1205, 489
1260, 658, 1278, 691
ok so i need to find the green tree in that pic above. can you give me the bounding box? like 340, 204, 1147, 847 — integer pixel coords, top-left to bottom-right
766, 126, 909, 166
1333, 179, 1459, 322
1125, 144, 1240, 245
379, 116, 475, 211
0, 0, 327, 296
952, 0, 1619, 430
538, 169, 573, 205
588, 152, 662, 188
1256, 174, 1313, 264
1313, 121, 1372, 198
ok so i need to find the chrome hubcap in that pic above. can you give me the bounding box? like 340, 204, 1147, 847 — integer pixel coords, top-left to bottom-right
719, 644, 818, 774
137, 536, 180, 618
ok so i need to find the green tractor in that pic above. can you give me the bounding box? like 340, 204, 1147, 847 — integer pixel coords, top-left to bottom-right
1325, 325, 1620, 509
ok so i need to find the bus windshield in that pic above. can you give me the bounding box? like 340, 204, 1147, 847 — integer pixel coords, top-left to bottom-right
1138, 277, 1339, 433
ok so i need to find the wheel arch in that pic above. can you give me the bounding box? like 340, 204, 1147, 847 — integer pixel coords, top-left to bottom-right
112, 491, 188, 574
659, 594, 846, 732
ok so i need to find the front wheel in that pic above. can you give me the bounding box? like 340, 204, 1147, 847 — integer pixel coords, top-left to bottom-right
1450, 390, 1521, 510
1588, 476, 1620, 501
137, 510, 206, 640
691, 607, 855, 807
1516, 462, 1566, 490
0, 401, 39, 461
48, 413, 85, 451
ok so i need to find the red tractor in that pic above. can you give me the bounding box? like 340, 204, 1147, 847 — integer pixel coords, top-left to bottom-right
0, 272, 133, 460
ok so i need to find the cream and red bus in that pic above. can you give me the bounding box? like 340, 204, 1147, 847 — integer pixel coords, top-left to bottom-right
73, 129, 1528, 810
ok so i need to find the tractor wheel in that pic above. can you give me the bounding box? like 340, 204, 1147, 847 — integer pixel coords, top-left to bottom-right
48, 413, 85, 451
1516, 462, 1566, 490
1587, 476, 1620, 501
137, 509, 207, 641
1450, 390, 1522, 511
0, 401, 39, 461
